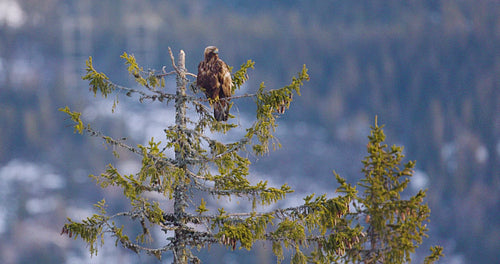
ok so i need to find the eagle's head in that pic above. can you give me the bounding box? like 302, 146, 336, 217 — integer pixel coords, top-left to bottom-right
204, 46, 219, 60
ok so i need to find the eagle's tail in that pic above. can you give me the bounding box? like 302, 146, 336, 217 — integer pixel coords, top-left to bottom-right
214, 101, 229, 121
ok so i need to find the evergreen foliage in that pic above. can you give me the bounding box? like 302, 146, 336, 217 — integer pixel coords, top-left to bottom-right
60, 48, 442, 263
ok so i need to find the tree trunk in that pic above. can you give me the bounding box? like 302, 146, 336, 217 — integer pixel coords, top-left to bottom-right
173, 50, 188, 264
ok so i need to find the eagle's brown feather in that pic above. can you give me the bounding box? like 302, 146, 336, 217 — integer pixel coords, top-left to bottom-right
197, 46, 232, 121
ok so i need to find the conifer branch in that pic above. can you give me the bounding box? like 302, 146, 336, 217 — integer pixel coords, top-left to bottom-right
82, 124, 177, 166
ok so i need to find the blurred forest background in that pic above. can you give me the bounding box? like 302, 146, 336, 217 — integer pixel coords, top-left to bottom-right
0, 0, 498, 263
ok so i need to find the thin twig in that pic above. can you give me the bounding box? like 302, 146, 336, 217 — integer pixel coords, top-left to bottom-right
168, 47, 180, 74
186, 72, 197, 78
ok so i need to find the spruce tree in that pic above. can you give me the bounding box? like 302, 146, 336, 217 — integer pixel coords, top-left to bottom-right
60, 48, 442, 263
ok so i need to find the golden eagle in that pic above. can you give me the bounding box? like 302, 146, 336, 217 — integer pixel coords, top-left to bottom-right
197, 46, 233, 121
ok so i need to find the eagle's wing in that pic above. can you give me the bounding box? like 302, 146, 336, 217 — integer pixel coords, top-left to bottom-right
198, 60, 219, 99
217, 59, 233, 97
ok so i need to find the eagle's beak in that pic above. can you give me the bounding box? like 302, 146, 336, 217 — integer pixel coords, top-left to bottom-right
214, 49, 219, 54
